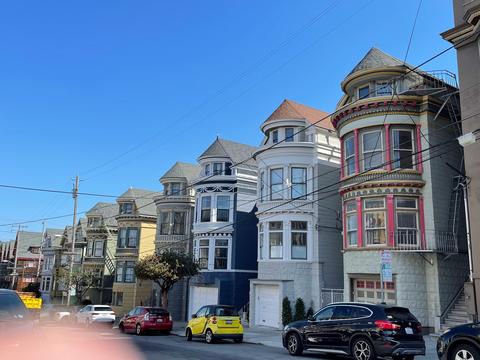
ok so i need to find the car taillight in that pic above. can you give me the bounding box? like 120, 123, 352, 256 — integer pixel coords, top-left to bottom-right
210, 316, 217, 324
375, 320, 401, 331
144, 313, 150, 321
110, 312, 115, 315
416, 323, 422, 333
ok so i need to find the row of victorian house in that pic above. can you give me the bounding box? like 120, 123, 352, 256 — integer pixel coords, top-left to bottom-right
0, 48, 469, 333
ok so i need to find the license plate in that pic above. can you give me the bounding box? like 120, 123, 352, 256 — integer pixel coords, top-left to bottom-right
405, 327, 413, 334
226, 320, 232, 324
157, 319, 163, 323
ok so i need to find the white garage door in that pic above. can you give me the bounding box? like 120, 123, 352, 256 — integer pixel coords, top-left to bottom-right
255, 285, 280, 328
189, 286, 218, 319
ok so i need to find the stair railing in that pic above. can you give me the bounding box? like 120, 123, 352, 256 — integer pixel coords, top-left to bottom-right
440, 271, 470, 323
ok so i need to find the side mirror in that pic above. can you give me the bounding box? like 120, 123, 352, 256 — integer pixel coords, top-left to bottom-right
191, 314, 197, 319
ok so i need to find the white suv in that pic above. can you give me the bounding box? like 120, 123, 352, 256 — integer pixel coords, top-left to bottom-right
75, 305, 115, 326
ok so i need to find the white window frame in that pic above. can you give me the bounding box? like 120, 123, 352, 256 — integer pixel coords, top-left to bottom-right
364, 197, 386, 246
216, 195, 230, 222
291, 167, 307, 200
270, 168, 284, 200
258, 223, 264, 260
213, 239, 229, 270
344, 135, 356, 176
358, 85, 370, 99
362, 130, 384, 171
285, 127, 294, 142
200, 196, 212, 222
94, 240, 104, 257
291, 221, 307, 260
395, 197, 419, 246
269, 221, 283, 259
272, 129, 279, 143
345, 200, 358, 247
391, 128, 414, 170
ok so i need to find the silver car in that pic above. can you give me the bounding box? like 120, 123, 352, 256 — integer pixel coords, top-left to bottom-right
75, 305, 115, 326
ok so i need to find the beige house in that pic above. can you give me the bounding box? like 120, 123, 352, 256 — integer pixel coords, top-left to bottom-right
111, 188, 159, 315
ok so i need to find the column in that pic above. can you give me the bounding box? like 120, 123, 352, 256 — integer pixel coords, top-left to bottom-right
386, 194, 395, 247
385, 124, 391, 171
416, 124, 423, 173
356, 197, 363, 247
419, 196, 426, 249
354, 129, 360, 173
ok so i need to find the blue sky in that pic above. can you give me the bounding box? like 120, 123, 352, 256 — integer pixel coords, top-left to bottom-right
0, 0, 457, 240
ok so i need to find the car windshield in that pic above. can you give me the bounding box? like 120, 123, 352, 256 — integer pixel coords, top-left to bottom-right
147, 308, 167, 315
93, 306, 112, 312
0, 293, 28, 320
384, 307, 417, 321
215, 307, 236, 316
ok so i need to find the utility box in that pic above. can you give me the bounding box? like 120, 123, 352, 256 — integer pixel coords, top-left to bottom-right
464, 282, 477, 316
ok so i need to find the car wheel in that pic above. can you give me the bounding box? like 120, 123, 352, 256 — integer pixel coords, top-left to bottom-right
135, 324, 142, 336
205, 329, 214, 344
452, 344, 480, 360
352, 337, 376, 360
186, 328, 192, 341
286, 332, 303, 356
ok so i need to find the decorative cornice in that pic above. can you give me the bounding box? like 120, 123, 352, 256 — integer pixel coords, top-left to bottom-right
342, 186, 423, 200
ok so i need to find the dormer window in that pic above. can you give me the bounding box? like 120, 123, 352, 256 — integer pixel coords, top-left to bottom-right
213, 162, 223, 175
87, 217, 102, 228
375, 81, 393, 96
168, 182, 183, 196
285, 128, 294, 142
205, 164, 211, 176
272, 130, 279, 143
119, 202, 133, 215
358, 85, 370, 100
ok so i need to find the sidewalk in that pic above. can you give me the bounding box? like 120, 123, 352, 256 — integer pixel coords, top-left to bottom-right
172, 323, 438, 359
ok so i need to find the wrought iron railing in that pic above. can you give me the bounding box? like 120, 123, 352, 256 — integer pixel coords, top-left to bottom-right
392, 230, 458, 253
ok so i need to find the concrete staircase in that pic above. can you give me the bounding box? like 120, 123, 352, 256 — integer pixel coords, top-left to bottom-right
440, 291, 473, 332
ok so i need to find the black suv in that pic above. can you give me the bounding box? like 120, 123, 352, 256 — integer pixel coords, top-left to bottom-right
282, 302, 425, 360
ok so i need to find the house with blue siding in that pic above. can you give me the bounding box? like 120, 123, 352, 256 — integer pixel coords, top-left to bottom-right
189, 137, 258, 317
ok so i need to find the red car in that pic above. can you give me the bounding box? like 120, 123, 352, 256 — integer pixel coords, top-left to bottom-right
119, 306, 172, 335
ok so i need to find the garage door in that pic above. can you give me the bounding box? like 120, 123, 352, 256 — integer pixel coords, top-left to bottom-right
353, 278, 396, 304
255, 285, 280, 328
189, 286, 218, 318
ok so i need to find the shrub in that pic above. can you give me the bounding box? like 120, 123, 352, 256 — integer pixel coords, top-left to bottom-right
282, 297, 293, 326
293, 298, 306, 321
306, 306, 314, 319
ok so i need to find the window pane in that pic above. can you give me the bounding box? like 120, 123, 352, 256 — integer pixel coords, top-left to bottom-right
269, 232, 283, 258
94, 241, 103, 257
216, 196, 230, 222
364, 198, 384, 209
201, 196, 211, 222
270, 169, 284, 200
359, 86, 370, 99
346, 201, 356, 212
345, 136, 355, 157
347, 215, 357, 231
215, 239, 228, 247
127, 228, 138, 247
160, 212, 170, 235
376, 82, 392, 96
393, 150, 413, 169
213, 163, 223, 175
285, 128, 294, 142
396, 198, 416, 209
397, 212, 417, 228
365, 229, 386, 245
291, 232, 307, 259
214, 246, 228, 270
199, 247, 209, 269
270, 169, 283, 185
272, 130, 278, 143
363, 131, 382, 151
269, 221, 283, 230
365, 212, 385, 228
393, 130, 413, 149
292, 221, 307, 231
173, 212, 185, 235
363, 151, 383, 170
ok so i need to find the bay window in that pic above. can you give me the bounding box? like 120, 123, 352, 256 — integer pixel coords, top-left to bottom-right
345, 200, 358, 246
214, 239, 228, 269
87, 241, 94, 257
216, 196, 230, 222
124, 261, 135, 283
169, 182, 183, 196
118, 227, 139, 248
119, 202, 133, 215
362, 131, 384, 171
392, 129, 414, 169
201, 196, 212, 222
364, 198, 386, 245
272, 129, 279, 143
291, 221, 307, 260
269, 221, 283, 259
116, 262, 124, 282
291, 167, 307, 199
395, 197, 418, 246
270, 168, 284, 200
213, 162, 223, 175
118, 228, 127, 248
127, 228, 138, 248
344, 135, 355, 176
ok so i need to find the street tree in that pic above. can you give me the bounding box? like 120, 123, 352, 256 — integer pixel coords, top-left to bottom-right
56, 266, 101, 305
134, 250, 199, 309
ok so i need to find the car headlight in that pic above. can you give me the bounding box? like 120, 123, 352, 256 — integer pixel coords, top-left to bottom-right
284, 325, 289, 331
441, 328, 451, 335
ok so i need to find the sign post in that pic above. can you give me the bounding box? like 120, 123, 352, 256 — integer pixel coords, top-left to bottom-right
380, 250, 392, 303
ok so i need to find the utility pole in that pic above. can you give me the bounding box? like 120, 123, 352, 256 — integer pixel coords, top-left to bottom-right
11, 225, 27, 289
66, 175, 79, 306
36, 221, 46, 279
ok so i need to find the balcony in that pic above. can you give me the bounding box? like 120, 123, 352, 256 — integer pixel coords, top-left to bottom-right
345, 230, 459, 254
341, 170, 424, 189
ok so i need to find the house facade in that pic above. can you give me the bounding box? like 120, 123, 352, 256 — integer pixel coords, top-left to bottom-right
332, 48, 468, 332
249, 99, 343, 329
39, 228, 64, 303
442, 0, 480, 320
189, 137, 258, 318
82, 202, 118, 304
154, 161, 200, 320
111, 188, 158, 315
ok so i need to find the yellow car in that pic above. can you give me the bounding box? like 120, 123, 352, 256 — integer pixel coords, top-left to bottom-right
186, 305, 243, 344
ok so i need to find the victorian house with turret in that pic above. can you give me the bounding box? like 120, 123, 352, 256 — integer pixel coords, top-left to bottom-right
249, 99, 343, 329
333, 48, 467, 333
154, 161, 201, 320
189, 138, 258, 318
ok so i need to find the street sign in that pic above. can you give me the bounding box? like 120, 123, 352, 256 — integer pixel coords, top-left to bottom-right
381, 250, 392, 264
381, 250, 393, 282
